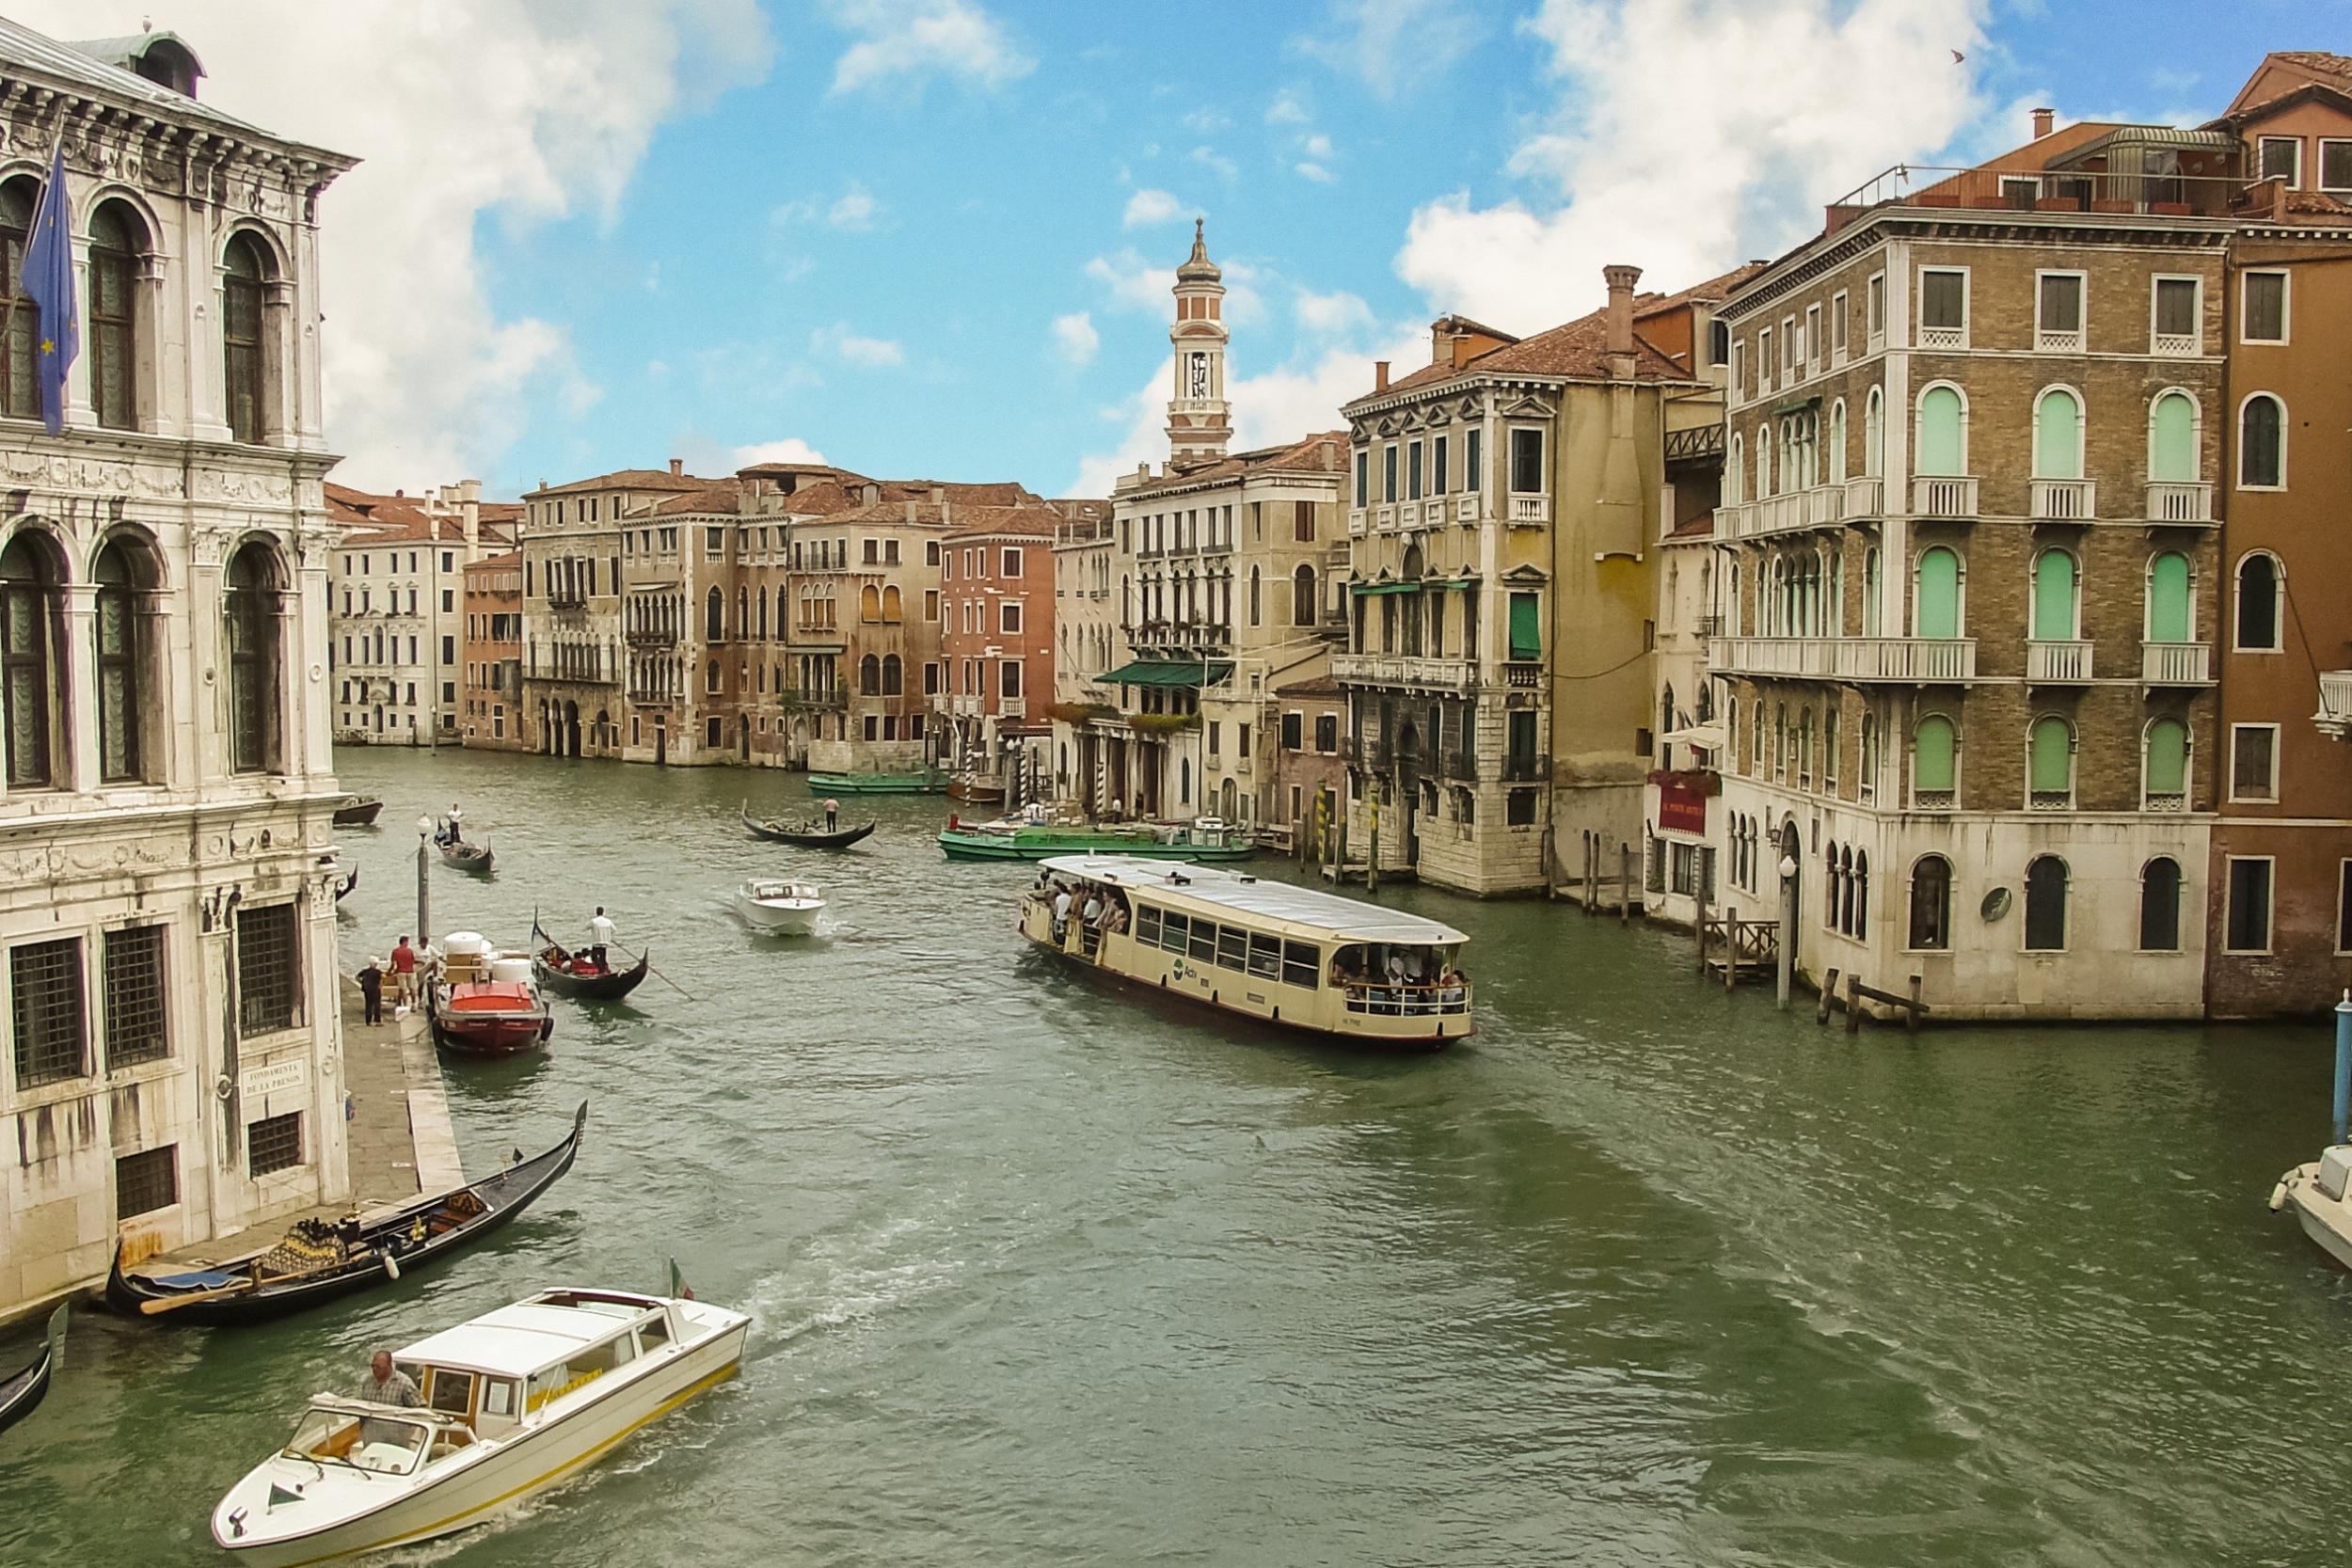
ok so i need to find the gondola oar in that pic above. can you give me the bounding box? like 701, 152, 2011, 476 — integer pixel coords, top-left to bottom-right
645, 958, 695, 1001
138, 1277, 261, 1315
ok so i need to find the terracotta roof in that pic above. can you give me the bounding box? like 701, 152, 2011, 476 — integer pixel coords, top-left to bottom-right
780, 477, 1045, 518
945, 505, 1064, 540
465, 550, 522, 572
1128, 432, 1347, 497
647, 483, 747, 518
1365, 301, 1692, 404
1274, 674, 1344, 698
1428, 311, 1518, 344
1633, 261, 1770, 318
1665, 514, 1715, 540
2276, 51, 2352, 82
527, 468, 707, 498
325, 483, 519, 546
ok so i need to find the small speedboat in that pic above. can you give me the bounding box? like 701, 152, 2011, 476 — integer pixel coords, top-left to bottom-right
737, 879, 824, 935
331, 794, 384, 827
2272, 1145, 2352, 1269
426, 934, 552, 1055
0, 1304, 65, 1439
211, 1284, 750, 1565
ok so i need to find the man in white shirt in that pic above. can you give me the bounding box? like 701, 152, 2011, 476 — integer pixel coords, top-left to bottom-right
587, 907, 617, 971
1051, 886, 1072, 943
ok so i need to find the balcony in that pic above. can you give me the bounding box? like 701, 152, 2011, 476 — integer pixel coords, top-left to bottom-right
1826, 163, 2248, 224
1373, 504, 1396, 531
779, 688, 848, 711
1843, 476, 1884, 518
2029, 479, 2097, 521
1502, 660, 1541, 689
625, 627, 674, 647
1454, 495, 1478, 524
1711, 636, 1977, 683
547, 589, 588, 610
1348, 508, 1367, 537
1502, 752, 1549, 783
1507, 494, 1549, 526
2026, 640, 2093, 683
2315, 671, 2352, 741
1001, 696, 1027, 720
1718, 483, 1847, 542
1911, 475, 1979, 519
2141, 641, 2212, 686
1439, 750, 1480, 782
2146, 482, 2213, 524
1331, 653, 1479, 692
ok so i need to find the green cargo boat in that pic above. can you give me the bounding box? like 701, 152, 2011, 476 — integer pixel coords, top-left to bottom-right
938, 820, 1257, 862
805, 768, 947, 796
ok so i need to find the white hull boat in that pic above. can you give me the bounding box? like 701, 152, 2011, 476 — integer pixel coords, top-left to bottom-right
212, 1287, 749, 1565
737, 878, 823, 935
2271, 1147, 2352, 1270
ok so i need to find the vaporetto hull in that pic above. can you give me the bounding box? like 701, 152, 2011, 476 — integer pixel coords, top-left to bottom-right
213, 1316, 747, 1566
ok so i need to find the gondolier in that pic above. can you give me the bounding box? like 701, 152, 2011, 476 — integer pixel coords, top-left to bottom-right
823, 797, 840, 831
587, 907, 616, 970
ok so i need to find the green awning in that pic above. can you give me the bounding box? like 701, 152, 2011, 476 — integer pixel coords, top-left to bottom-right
1350, 581, 1420, 596
1103, 659, 1232, 687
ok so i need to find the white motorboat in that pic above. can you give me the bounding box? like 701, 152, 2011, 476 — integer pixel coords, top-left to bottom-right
211, 1286, 750, 1565
2271, 1146, 2352, 1269
737, 878, 824, 935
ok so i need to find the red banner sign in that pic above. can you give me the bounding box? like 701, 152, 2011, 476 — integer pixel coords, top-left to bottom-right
1658, 778, 1708, 834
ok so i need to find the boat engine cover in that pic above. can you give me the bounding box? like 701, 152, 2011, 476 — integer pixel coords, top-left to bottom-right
2319, 1146, 2352, 1203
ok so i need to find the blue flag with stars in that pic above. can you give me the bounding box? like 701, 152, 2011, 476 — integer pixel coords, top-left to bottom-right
22, 138, 76, 436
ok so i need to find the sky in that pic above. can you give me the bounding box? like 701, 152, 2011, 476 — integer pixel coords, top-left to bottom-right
19, 0, 2341, 500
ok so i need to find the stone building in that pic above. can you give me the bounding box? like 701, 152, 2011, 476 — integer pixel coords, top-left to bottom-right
326, 480, 514, 745
1048, 502, 1118, 796
937, 504, 1062, 790
458, 550, 525, 750
1269, 673, 1347, 850
1708, 111, 2235, 1019
0, 22, 355, 1316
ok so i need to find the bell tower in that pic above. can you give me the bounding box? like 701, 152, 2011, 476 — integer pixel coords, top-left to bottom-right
1166, 218, 1232, 464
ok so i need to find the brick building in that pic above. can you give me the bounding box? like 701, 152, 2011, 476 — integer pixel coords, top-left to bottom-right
459, 551, 525, 750
938, 505, 1063, 790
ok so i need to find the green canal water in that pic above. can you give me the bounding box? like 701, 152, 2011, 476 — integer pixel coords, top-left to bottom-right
2, 745, 2346, 1566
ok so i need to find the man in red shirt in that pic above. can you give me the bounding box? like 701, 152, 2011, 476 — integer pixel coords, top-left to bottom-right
389, 936, 418, 1008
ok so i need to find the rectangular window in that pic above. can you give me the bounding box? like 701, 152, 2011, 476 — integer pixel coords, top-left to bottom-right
2153, 277, 2200, 351
247, 1110, 303, 1177
1293, 500, 1313, 543
1247, 932, 1281, 981
1780, 315, 1796, 374
2323, 138, 2352, 192
1756, 327, 1772, 388
1507, 592, 1541, 660
1432, 435, 1449, 493
1000, 660, 1022, 699
1867, 272, 1886, 344
1382, 445, 1398, 503
1465, 428, 1482, 495
1508, 428, 1544, 493
1407, 441, 1423, 500
1281, 940, 1320, 990
1709, 316, 1730, 368
923, 661, 940, 695
1188, 917, 1216, 964
103, 924, 168, 1069
2230, 724, 2278, 802
1001, 547, 1024, 578
2226, 859, 2275, 953
1506, 788, 1537, 826
9, 937, 86, 1086
235, 902, 302, 1037
117, 1144, 178, 1217
1354, 449, 1369, 505
2243, 271, 2288, 344
1315, 714, 1338, 752
1281, 711, 1303, 750
1215, 925, 1247, 972
1804, 304, 1821, 372
1919, 268, 1967, 343
1831, 291, 1849, 358
1136, 905, 1163, 946
1730, 339, 1745, 397
2340, 862, 2352, 953
1159, 911, 1188, 954
1000, 602, 1023, 634
2260, 135, 2303, 188
2037, 272, 2084, 351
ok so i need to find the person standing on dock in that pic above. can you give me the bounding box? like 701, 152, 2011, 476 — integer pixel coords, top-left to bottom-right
587, 907, 617, 971
822, 796, 840, 832
389, 936, 419, 1008
358, 958, 385, 1026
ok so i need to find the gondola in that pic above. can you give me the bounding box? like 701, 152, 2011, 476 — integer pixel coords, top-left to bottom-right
437, 838, 494, 873
531, 919, 651, 1002
333, 866, 358, 902
330, 794, 384, 827
741, 802, 876, 848
0, 1304, 65, 1438
107, 1104, 587, 1326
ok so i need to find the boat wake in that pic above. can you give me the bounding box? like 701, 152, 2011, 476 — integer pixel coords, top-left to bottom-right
737, 1212, 969, 1350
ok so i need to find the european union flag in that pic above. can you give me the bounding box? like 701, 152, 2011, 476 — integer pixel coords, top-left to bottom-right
21, 138, 76, 436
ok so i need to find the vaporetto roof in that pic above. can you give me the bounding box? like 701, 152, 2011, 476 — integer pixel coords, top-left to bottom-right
1040, 856, 1469, 945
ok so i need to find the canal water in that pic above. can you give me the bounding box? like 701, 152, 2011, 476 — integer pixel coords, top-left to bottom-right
1, 745, 2344, 1566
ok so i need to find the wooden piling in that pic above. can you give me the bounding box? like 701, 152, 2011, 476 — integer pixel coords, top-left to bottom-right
1818, 968, 1839, 1024
1908, 974, 1924, 1035
1845, 971, 1862, 1033
1618, 842, 1631, 925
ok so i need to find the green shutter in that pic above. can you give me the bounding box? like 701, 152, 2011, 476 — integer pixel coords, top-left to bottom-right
1917, 388, 1964, 476
2034, 389, 2081, 480
1507, 593, 1541, 661
2030, 550, 2074, 641
1915, 547, 1960, 640
2145, 719, 2187, 795
2029, 717, 2071, 793
1915, 716, 1956, 792
2150, 392, 2196, 483
2148, 551, 2190, 642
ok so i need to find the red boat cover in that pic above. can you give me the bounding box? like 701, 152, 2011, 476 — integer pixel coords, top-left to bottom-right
449, 983, 535, 1012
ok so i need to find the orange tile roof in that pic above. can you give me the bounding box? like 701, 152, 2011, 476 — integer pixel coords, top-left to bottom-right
465, 550, 522, 571
1365, 300, 1692, 405
528, 468, 707, 498
1633, 261, 1770, 318
782, 477, 1046, 518
646, 483, 747, 518
2276, 50, 2352, 83
946, 504, 1064, 540
1128, 432, 1347, 496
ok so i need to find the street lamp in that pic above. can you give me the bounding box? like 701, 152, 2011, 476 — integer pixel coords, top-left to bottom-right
1776, 852, 1798, 1010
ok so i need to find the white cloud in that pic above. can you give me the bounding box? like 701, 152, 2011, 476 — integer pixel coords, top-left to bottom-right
1395, 0, 1991, 326
827, 0, 1033, 95
1086, 247, 1172, 312
731, 437, 830, 467
1295, 288, 1374, 338
812, 322, 907, 368
1299, 0, 1483, 101
1122, 188, 1185, 228
827, 182, 883, 231
1189, 145, 1240, 182
1050, 311, 1101, 366
1265, 91, 1311, 125
1295, 161, 1337, 184
1182, 107, 1231, 134
1303, 132, 1336, 160
11, 0, 774, 491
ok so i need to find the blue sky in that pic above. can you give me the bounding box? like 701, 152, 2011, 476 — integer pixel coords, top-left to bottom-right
26, 0, 2342, 498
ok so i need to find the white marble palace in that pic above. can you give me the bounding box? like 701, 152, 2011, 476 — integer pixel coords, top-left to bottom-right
0, 23, 357, 1318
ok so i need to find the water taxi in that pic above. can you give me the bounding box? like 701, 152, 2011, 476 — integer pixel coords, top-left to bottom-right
804, 768, 946, 795
212, 1286, 749, 1565
1018, 854, 1471, 1046
940, 816, 1255, 863
737, 878, 824, 935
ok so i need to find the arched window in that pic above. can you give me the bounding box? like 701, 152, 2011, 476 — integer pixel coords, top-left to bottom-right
2139, 858, 2183, 951
2149, 390, 2198, 483
1292, 563, 1316, 627
1756, 424, 1772, 498
1823, 840, 1842, 927
859, 584, 882, 623
705, 587, 723, 641
0, 531, 64, 787
1798, 705, 1815, 785
2029, 715, 2073, 805
2143, 717, 2188, 805
882, 654, 902, 695
737, 586, 750, 640
2234, 553, 2281, 651
1859, 712, 1879, 798
2146, 551, 2191, 642
1828, 399, 1848, 484
2024, 856, 2069, 951
1824, 706, 1840, 791
2030, 549, 2077, 641
774, 585, 787, 640
1727, 435, 1744, 504
858, 653, 881, 694
1861, 546, 1881, 635
1915, 546, 1961, 639
1916, 385, 1965, 476
1909, 855, 1952, 950
1914, 713, 1956, 807
2032, 387, 2083, 480
93, 538, 152, 783
1853, 850, 1869, 934
89, 202, 146, 431
882, 585, 903, 622
222, 233, 272, 444
705, 658, 720, 694
1864, 388, 1884, 478
225, 540, 284, 773
0, 179, 38, 418
2239, 393, 2284, 488
1248, 565, 1261, 626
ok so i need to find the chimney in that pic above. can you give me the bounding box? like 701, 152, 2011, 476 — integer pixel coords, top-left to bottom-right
1374, 360, 1391, 391
457, 477, 482, 548
668, 457, 683, 477
2032, 106, 2055, 140
1603, 263, 1642, 357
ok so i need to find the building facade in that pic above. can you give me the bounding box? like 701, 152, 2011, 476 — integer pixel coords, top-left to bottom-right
326, 480, 513, 745
0, 23, 355, 1316
459, 550, 525, 750
937, 506, 1060, 789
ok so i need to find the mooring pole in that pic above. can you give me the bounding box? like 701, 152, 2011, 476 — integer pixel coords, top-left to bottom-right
416, 816, 433, 946
1775, 853, 1796, 1011
2333, 990, 2351, 1147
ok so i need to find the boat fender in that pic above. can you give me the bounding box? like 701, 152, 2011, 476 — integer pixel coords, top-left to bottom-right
2268, 1180, 2291, 1212
381, 1251, 401, 1281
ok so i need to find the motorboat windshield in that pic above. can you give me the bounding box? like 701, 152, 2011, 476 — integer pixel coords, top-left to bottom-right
282, 1403, 436, 1476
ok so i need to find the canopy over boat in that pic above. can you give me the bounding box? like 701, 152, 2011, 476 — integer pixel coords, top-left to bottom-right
1034, 855, 1469, 945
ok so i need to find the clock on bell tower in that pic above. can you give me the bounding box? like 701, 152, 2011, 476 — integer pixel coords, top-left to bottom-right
1166, 218, 1232, 464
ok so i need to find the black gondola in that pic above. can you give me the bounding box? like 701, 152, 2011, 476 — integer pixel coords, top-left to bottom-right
438, 838, 494, 873
331, 794, 384, 827
531, 919, 651, 1002
741, 802, 876, 848
0, 1305, 65, 1438
107, 1103, 586, 1325
334, 866, 358, 902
